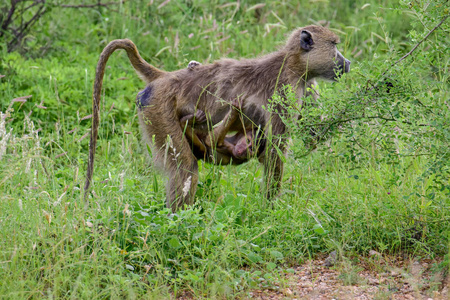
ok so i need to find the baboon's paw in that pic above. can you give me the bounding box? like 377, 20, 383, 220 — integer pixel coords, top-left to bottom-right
194, 109, 207, 123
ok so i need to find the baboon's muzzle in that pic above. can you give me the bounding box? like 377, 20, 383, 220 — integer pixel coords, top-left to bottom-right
335, 50, 351, 78
342, 58, 351, 73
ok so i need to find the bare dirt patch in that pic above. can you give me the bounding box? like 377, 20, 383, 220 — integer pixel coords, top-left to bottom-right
248, 255, 448, 300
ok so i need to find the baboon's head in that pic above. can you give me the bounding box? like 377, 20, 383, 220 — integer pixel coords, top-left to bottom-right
285, 25, 351, 81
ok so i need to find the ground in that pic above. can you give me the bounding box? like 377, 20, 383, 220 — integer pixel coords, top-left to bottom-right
247, 254, 448, 300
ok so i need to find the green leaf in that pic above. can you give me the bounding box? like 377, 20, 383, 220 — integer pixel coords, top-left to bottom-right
266, 262, 277, 270
248, 251, 262, 263
167, 237, 181, 249
286, 268, 295, 274
270, 250, 284, 260
313, 224, 326, 235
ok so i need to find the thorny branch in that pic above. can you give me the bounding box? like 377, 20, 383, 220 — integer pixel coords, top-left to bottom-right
1, 0, 48, 52
380, 13, 449, 78
297, 14, 450, 154
59, 1, 123, 8
0, 1, 124, 52
7, 3, 47, 51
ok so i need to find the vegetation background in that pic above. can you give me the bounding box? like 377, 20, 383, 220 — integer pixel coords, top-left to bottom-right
0, 0, 449, 298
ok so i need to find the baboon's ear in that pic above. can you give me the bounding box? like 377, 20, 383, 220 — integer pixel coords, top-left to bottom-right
300, 30, 314, 51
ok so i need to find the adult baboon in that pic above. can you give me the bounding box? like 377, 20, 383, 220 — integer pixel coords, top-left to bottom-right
85, 25, 351, 211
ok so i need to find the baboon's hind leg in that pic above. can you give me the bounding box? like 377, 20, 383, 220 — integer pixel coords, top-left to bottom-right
139, 109, 199, 212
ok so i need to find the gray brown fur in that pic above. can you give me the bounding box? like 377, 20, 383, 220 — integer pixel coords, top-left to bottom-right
84, 25, 350, 211
184, 61, 257, 160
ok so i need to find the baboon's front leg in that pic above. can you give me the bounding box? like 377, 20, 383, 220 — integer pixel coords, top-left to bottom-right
262, 116, 286, 200
263, 147, 284, 199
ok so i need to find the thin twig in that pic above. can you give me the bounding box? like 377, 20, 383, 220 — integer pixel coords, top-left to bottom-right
59, 2, 123, 8
0, 0, 17, 36
7, 4, 47, 51
310, 115, 429, 128
380, 13, 449, 78
22, 0, 45, 13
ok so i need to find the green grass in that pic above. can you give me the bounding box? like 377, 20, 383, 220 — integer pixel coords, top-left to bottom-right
1, 0, 449, 298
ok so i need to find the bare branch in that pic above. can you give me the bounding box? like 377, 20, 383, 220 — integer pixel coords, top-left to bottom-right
0, 1, 17, 36
7, 3, 47, 51
59, 1, 123, 8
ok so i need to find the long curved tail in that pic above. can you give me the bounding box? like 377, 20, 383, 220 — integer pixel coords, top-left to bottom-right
84, 39, 163, 201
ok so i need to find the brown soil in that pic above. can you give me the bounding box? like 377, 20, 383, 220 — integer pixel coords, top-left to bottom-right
248, 255, 448, 300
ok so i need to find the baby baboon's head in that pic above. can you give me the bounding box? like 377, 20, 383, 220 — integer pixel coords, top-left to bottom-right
285, 25, 351, 81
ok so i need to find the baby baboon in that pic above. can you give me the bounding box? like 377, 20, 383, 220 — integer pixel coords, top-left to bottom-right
84, 25, 351, 211
180, 99, 257, 163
